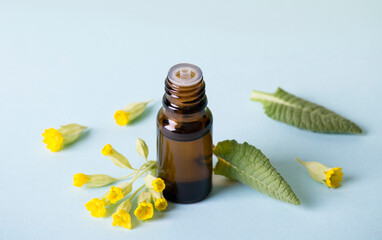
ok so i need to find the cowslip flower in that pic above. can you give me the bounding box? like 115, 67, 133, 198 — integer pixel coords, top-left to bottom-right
101, 144, 135, 170
114, 100, 152, 126
112, 199, 132, 229
42, 123, 87, 152
149, 188, 167, 211
113, 209, 132, 229
134, 202, 154, 221
106, 182, 133, 204
73, 173, 117, 187
154, 198, 168, 211
144, 175, 165, 192
107, 186, 124, 204
85, 198, 106, 218
296, 157, 343, 188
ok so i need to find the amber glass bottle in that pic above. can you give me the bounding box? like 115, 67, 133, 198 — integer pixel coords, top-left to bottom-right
157, 63, 213, 204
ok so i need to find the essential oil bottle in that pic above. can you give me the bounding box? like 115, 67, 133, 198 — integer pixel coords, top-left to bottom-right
156, 63, 213, 203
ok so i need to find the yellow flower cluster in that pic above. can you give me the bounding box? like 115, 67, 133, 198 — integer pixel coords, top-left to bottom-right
75, 139, 168, 230
43, 105, 167, 231
135, 174, 168, 218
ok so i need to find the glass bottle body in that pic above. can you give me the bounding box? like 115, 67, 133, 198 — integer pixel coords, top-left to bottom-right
157, 107, 213, 203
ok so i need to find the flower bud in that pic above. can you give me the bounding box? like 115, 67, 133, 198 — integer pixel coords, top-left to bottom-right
144, 174, 165, 192
296, 157, 343, 188
42, 123, 87, 152
136, 138, 149, 160
101, 144, 135, 170
106, 182, 133, 204
137, 191, 152, 204
73, 173, 117, 188
114, 100, 152, 126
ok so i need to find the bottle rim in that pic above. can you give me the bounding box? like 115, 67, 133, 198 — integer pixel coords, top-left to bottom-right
167, 63, 203, 87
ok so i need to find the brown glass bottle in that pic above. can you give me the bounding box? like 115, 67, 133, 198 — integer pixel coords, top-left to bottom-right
157, 63, 213, 204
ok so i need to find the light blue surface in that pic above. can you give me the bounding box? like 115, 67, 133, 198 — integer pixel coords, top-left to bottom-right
1, 0, 381, 239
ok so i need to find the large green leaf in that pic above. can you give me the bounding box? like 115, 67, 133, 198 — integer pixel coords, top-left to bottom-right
250, 87, 362, 134
214, 140, 301, 205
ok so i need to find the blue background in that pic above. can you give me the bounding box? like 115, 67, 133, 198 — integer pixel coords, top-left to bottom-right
1, 1, 381, 239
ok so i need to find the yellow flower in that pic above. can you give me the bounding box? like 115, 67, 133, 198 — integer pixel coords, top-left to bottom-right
149, 188, 167, 210
296, 158, 343, 188
144, 175, 166, 192
101, 144, 113, 156
107, 186, 124, 204
73, 173, 89, 187
42, 128, 63, 152
112, 209, 132, 229
114, 100, 152, 126
154, 198, 168, 211
114, 111, 130, 126
325, 167, 343, 188
152, 178, 165, 192
73, 173, 117, 188
42, 124, 87, 152
134, 202, 154, 221
85, 198, 106, 218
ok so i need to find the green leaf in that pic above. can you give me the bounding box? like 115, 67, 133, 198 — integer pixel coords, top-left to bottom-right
250, 87, 362, 134
213, 140, 301, 205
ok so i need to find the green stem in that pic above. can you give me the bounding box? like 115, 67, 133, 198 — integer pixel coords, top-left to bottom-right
131, 162, 155, 183
129, 184, 145, 201
116, 172, 136, 180
250, 90, 293, 107
296, 157, 306, 166
250, 90, 273, 102
132, 162, 148, 178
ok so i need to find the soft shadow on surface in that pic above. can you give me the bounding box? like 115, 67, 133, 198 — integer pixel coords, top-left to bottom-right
208, 174, 240, 199
272, 160, 317, 208
341, 175, 355, 187
104, 201, 119, 218
63, 129, 91, 150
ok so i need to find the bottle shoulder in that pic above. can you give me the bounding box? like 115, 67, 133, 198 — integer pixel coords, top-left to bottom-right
157, 107, 213, 137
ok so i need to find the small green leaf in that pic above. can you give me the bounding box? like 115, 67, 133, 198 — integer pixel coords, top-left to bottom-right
213, 140, 301, 205
250, 87, 362, 134
136, 138, 149, 160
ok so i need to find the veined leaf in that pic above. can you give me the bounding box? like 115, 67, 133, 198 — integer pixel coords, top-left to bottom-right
214, 140, 301, 205
250, 87, 362, 134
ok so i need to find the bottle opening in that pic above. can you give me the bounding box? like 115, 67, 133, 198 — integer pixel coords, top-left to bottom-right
168, 63, 202, 87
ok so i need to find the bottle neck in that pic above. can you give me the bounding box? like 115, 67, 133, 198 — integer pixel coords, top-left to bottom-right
162, 77, 207, 114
